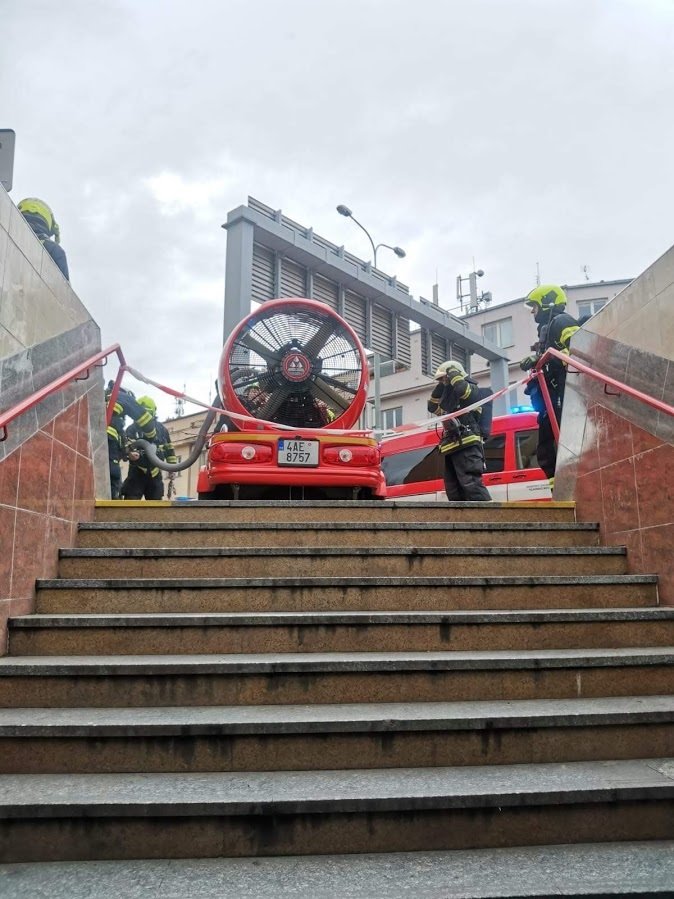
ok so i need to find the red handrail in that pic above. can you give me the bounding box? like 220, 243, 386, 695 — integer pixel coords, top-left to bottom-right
529, 347, 674, 442
0, 344, 126, 442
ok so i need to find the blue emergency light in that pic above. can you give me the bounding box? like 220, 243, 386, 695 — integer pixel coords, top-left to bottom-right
511, 405, 535, 414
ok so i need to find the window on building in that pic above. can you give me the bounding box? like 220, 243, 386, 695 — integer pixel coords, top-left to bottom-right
482, 317, 514, 348
577, 298, 607, 319
382, 406, 403, 429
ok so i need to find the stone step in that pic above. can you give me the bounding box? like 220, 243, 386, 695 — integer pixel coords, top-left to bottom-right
77, 520, 600, 549
34, 575, 658, 615
93, 499, 577, 524
0, 697, 672, 774
2, 841, 672, 897
57, 546, 627, 579
0, 648, 672, 708
10, 608, 674, 656
0, 758, 672, 862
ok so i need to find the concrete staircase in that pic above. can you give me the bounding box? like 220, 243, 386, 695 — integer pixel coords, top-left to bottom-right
0, 500, 673, 895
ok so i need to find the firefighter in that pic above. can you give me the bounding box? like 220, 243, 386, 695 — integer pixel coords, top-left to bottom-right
17, 198, 70, 281
105, 384, 162, 499
520, 285, 580, 481
105, 394, 126, 500
428, 361, 491, 502
122, 395, 178, 500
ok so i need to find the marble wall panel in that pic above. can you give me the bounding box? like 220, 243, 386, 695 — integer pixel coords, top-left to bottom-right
0, 191, 108, 653
558, 368, 673, 603
47, 439, 77, 522
0, 448, 19, 507
634, 444, 674, 530
16, 430, 52, 516
0, 505, 15, 599
10, 507, 49, 601
52, 397, 80, 450
0, 396, 102, 653
641, 523, 674, 599
608, 528, 644, 574
0, 186, 11, 232
0, 603, 8, 656
0, 326, 23, 361
556, 245, 674, 604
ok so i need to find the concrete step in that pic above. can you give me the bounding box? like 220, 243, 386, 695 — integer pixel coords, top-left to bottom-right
0, 648, 672, 708
2, 841, 672, 897
93, 499, 578, 524
34, 574, 659, 615
0, 697, 672, 774
10, 608, 674, 656
78, 520, 601, 550
57, 546, 627, 580
0, 758, 672, 862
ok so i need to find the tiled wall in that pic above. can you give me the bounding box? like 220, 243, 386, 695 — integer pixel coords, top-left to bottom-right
555, 245, 674, 605
0, 395, 97, 650
0, 186, 109, 653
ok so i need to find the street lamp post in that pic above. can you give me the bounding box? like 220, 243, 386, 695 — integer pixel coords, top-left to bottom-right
336, 205, 406, 269
336, 205, 406, 430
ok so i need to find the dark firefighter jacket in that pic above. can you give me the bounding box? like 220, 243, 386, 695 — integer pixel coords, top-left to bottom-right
105, 386, 160, 463
125, 420, 177, 478
428, 373, 484, 456
21, 211, 70, 281
526, 309, 580, 413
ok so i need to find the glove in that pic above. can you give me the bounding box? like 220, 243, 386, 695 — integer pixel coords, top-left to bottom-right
520, 355, 537, 372
168, 472, 177, 480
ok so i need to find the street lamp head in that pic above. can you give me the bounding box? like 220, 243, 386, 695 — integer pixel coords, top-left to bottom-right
393, 246, 406, 259
336, 204, 353, 218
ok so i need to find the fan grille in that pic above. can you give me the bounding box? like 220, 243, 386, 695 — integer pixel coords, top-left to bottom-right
227, 304, 363, 428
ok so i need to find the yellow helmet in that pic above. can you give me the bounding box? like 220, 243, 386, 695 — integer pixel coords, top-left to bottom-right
137, 395, 157, 414
434, 360, 467, 380
525, 285, 567, 311
18, 198, 58, 238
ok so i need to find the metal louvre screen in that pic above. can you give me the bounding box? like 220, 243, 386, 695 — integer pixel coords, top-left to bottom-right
396, 317, 411, 367
371, 304, 393, 357
430, 333, 449, 374
279, 259, 307, 298
312, 274, 339, 311
420, 330, 429, 376
252, 244, 275, 303
450, 342, 468, 371
344, 290, 367, 343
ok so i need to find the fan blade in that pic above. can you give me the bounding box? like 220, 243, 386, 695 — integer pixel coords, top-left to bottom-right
311, 375, 356, 411
313, 373, 359, 396
232, 370, 267, 391
237, 332, 281, 365
256, 382, 294, 421
301, 320, 340, 360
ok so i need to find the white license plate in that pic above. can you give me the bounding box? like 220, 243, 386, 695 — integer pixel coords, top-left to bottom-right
277, 439, 319, 467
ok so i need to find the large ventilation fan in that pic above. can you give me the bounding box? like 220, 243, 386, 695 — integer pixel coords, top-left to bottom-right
218, 298, 369, 430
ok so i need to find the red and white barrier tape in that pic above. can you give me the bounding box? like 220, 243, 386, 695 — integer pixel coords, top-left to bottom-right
123, 364, 533, 443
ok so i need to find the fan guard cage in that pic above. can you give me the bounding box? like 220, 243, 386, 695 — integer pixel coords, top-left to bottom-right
219, 298, 369, 430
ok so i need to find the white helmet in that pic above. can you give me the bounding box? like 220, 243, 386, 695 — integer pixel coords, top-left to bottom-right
434, 360, 467, 380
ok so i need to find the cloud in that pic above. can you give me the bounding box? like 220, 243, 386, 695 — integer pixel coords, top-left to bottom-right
3, 0, 673, 421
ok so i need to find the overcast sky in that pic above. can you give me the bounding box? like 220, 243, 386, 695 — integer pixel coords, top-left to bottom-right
3, 0, 673, 418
